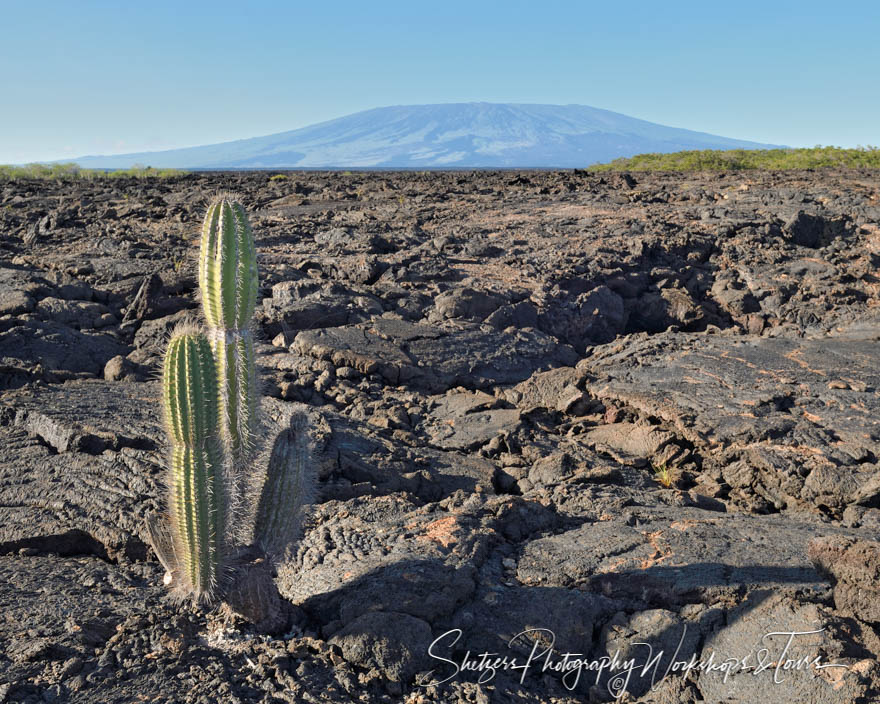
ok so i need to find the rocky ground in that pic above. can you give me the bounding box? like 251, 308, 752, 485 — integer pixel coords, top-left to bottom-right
1, 168, 880, 703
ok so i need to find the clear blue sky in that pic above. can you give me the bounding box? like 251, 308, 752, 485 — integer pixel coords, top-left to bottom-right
3, 0, 879, 163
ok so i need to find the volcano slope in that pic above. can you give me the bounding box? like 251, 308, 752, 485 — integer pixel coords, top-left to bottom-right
1, 168, 880, 703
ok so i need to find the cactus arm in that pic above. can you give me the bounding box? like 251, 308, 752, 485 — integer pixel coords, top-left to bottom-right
161, 329, 225, 602
170, 443, 223, 595
253, 409, 316, 557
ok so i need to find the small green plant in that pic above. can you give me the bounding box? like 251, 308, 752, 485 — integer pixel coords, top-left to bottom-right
652, 461, 677, 489
148, 195, 316, 629
268, 173, 288, 181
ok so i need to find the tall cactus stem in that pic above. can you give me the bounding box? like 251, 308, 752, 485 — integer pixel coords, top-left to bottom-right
198, 196, 260, 468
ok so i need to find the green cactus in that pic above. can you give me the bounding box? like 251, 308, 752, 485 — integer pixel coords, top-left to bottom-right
198, 196, 259, 465
253, 409, 316, 557
148, 197, 316, 623
198, 197, 258, 331
161, 329, 226, 602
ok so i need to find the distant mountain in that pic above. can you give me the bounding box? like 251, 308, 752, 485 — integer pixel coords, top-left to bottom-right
68, 103, 778, 169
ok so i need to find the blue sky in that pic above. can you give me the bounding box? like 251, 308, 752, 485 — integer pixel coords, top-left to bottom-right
2, 0, 879, 163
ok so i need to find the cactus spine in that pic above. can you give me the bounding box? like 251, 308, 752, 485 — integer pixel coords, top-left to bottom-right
162, 331, 225, 601
198, 197, 259, 466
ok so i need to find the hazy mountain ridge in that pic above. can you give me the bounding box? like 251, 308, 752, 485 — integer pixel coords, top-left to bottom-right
69, 103, 778, 169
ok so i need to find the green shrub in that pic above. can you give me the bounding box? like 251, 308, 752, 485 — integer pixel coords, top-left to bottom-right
589, 145, 880, 172
0, 162, 187, 181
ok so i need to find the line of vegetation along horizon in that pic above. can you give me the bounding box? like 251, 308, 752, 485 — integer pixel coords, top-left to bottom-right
588, 145, 880, 172
2, 146, 880, 180
0, 163, 187, 181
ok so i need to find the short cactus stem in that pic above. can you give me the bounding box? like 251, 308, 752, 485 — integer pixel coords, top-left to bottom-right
253, 410, 315, 557
169, 442, 224, 598
162, 330, 226, 602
